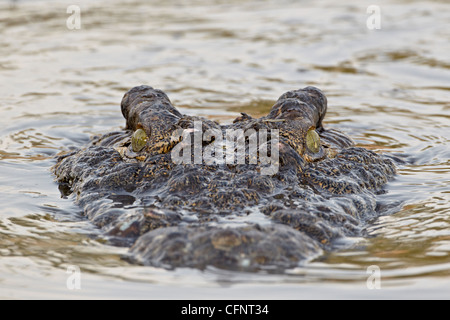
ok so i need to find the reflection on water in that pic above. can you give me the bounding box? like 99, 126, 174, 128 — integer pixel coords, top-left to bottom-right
0, 0, 449, 298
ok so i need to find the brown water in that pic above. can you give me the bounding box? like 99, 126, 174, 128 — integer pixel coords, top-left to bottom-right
0, 0, 449, 299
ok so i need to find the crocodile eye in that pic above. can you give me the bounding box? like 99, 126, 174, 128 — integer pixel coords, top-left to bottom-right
306, 129, 321, 153
131, 128, 149, 152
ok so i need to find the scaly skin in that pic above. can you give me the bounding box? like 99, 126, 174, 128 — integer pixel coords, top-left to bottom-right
53, 85, 397, 272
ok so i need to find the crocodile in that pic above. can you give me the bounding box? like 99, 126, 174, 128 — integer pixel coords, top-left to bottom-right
53, 85, 397, 272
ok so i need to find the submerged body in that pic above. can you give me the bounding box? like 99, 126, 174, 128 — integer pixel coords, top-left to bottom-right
53, 85, 397, 271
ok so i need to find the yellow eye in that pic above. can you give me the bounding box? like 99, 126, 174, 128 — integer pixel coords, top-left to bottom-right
306, 129, 321, 153
131, 128, 149, 152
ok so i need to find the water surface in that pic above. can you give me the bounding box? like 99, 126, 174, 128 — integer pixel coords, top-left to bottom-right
0, 0, 449, 299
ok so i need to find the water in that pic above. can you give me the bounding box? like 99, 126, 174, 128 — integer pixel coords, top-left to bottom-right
0, 0, 449, 299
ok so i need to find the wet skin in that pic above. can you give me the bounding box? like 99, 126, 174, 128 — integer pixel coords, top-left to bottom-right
53, 85, 397, 272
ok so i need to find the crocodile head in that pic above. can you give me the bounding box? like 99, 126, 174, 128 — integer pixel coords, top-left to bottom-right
53, 85, 397, 272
